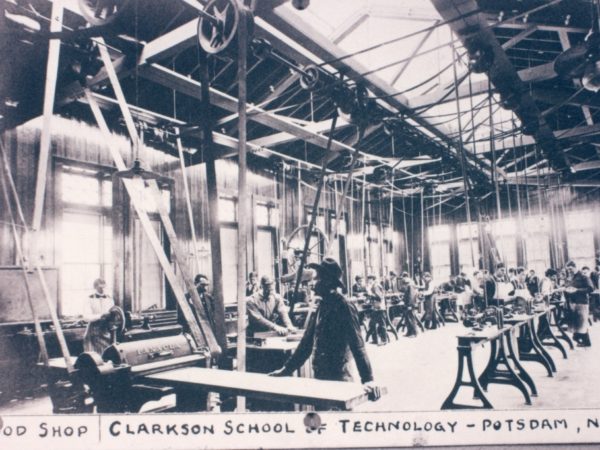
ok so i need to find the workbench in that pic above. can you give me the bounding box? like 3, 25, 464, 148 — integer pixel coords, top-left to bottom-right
441, 305, 567, 410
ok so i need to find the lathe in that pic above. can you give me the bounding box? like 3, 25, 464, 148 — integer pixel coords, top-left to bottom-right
74, 307, 212, 413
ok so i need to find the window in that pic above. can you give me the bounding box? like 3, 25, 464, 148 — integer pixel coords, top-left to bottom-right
565, 210, 596, 269
428, 224, 451, 282
256, 229, 275, 279
457, 223, 479, 270
219, 197, 237, 222
492, 218, 518, 268
255, 201, 279, 280
524, 215, 550, 274
366, 222, 382, 276
220, 227, 239, 305
59, 167, 112, 317
133, 218, 165, 311
382, 226, 394, 274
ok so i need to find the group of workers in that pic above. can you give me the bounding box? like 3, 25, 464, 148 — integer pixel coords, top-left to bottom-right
470, 260, 598, 347
350, 271, 436, 344
82, 254, 597, 408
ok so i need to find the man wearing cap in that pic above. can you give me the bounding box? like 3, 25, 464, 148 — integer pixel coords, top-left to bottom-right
246, 275, 296, 336
270, 258, 381, 401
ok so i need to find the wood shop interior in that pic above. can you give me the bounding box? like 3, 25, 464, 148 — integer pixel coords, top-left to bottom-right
1, 0, 600, 414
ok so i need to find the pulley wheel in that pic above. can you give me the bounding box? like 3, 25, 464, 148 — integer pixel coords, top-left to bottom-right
252, 38, 272, 60
78, 0, 130, 26
197, 0, 254, 56
299, 64, 320, 91
106, 305, 126, 334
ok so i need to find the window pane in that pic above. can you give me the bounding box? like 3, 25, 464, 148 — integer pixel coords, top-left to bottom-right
316, 215, 326, 233
102, 179, 113, 207
103, 222, 113, 264
457, 223, 478, 240
430, 241, 451, 282
62, 213, 101, 263
219, 198, 236, 222
256, 229, 274, 279
495, 236, 518, 268
567, 230, 595, 269
220, 227, 238, 305
565, 210, 594, 230
135, 219, 164, 311
369, 224, 379, 240
492, 218, 517, 236
429, 224, 450, 242
61, 263, 102, 317
255, 204, 270, 227
458, 240, 479, 269
62, 173, 100, 206
141, 186, 170, 214
270, 207, 279, 227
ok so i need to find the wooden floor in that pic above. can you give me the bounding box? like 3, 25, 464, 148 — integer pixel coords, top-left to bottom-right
1, 320, 600, 414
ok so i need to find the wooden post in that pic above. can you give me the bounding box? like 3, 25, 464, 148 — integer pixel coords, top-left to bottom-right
199, 48, 228, 360
236, 0, 249, 412
32, 0, 63, 232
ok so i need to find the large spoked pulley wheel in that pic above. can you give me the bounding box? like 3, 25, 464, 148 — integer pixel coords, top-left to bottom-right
78, 0, 131, 26
286, 224, 329, 264
197, 0, 254, 56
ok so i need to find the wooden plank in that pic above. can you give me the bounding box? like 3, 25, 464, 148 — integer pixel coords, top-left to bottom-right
32, 0, 64, 231
145, 366, 381, 410
205, 159, 227, 350
95, 39, 220, 355
85, 90, 215, 355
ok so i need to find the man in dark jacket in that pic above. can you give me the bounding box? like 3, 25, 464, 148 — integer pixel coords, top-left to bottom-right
270, 258, 381, 401
399, 272, 420, 337
565, 261, 594, 347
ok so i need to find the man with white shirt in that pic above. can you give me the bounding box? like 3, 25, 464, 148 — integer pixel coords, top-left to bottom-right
83, 278, 115, 353
85, 278, 114, 319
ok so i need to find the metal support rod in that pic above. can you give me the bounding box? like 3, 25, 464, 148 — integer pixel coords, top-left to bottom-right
269, 51, 312, 79
0, 140, 50, 367
178, 0, 220, 26
175, 128, 201, 273
489, 86, 502, 223
291, 114, 339, 304
236, 0, 249, 412
328, 127, 364, 255
361, 172, 367, 277
451, 42, 475, 268
511, 118, 525, 266
32, 0, 64, 232
402, 195, 409, 274
378, 192, 385, 277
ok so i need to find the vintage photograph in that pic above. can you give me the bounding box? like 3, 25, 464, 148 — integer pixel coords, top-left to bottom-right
0, 0, 599, 447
